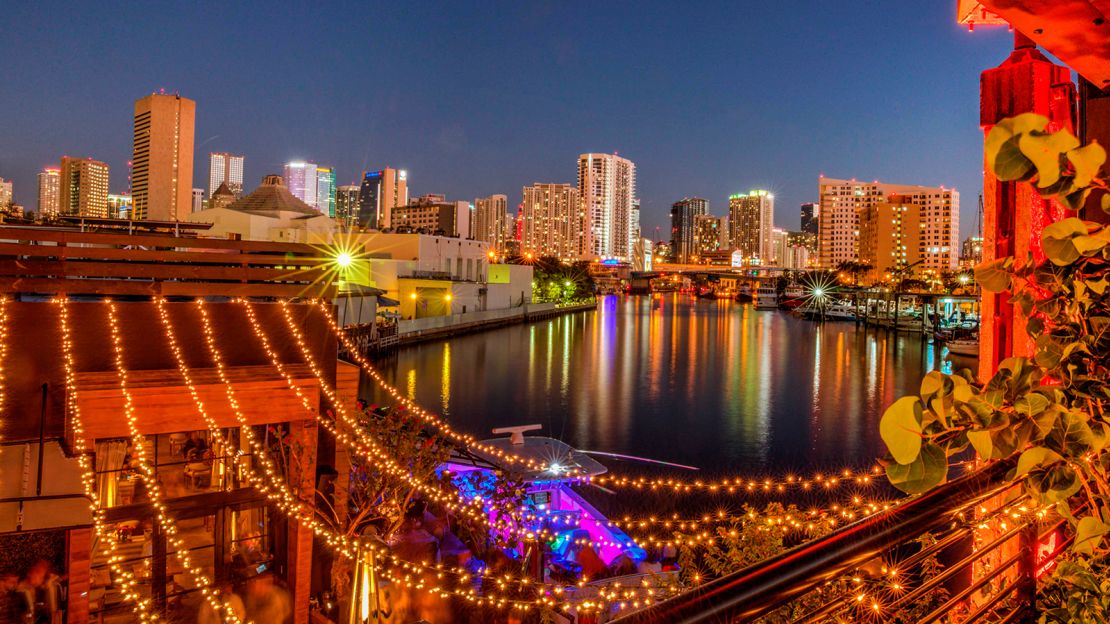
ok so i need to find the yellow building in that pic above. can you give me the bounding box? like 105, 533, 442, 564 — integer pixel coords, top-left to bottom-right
132, 93, 196, 221
59, 157, 109, 217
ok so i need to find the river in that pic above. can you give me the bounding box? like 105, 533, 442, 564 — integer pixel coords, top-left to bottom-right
366, 293, 968, 476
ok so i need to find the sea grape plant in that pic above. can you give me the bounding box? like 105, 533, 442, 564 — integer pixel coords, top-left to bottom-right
879, 113, 1110, 557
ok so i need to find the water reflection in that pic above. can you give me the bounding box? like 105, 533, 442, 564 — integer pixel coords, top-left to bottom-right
367, 294, 957, 474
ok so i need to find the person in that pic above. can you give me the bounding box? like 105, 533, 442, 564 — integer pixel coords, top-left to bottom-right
18, 560, 61, 624
197, 582, 245, 624
182, 432, 208, 461
245, 572, 291, 623
0, 573, 24, 622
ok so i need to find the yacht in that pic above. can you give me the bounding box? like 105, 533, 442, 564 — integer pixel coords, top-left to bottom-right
946, 336, 979, 357
754, 285, 779, 310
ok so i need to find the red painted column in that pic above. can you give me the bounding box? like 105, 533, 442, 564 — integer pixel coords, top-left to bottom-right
66, 528, 92, 624
978, 33, 1076, 381
287, 418, 318, 624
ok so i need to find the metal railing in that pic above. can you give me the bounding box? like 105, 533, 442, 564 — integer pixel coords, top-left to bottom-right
613, 458, 1069, 624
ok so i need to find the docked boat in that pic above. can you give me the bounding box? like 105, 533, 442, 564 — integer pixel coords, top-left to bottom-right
442, 426, 679, 619
754, 285, 779, 310
798, 300, 856, 321
735, 284, 754, 303
946, 336, 979, 357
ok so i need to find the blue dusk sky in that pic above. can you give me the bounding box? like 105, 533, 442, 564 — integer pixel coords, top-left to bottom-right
0, 2, 1023, 239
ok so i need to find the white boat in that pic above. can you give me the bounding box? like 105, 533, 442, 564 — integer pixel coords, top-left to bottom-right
947, 337, 979, 357
755, 286, 778, 310
799, 300, 856, 321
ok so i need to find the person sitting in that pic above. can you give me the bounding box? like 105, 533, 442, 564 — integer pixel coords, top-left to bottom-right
182, 432, 208, 461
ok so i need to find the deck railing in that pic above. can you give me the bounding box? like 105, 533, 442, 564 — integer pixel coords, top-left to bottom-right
613, 457, 1069, 624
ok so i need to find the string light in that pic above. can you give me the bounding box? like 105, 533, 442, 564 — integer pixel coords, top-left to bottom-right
55, 298, 159, 622
103, 300, 244, 623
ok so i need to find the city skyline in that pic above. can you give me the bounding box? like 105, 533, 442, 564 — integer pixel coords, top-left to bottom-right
0, 3, 1010, 238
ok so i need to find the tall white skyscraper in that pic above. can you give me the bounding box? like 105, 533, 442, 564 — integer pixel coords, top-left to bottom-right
472, 194, 509, 250
37, 167, 61, 217
283, 161, 318, 209
208, 152, 245, 197
729, 190, 775, 264
316, 167, 336, 216
578, 153, 636, 261
522, 183, 582, 259
192, 188, 204, 213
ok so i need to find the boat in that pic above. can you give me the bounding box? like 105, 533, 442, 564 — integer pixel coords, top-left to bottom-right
946, 336, 979, 357
442, 426, 680, 619
798, 300, 856, 321
735, 284, 754, 303
754, 286, 778, 310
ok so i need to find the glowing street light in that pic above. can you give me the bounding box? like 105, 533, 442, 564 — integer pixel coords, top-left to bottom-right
444, 293, 452, 302
335, 251, 354, 268
958, 274, 971, 285
813, 287, 826, 298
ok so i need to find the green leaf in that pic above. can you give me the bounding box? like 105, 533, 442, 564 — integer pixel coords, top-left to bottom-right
1019, 130, 1079, 188
880, 396, 923, 465
1062, 186, 1092, 211
985, 113, 1049, 179
1075, 515, 1110, 556
886, 443, 948, 495
1016, 446, 1063, 477
1035, 335, 1064, 369
1042, 218, 1088, 266
994, 136, 1037, 182
1073, 235, 1107, 256
1015, 392, 1051, 418
967, 430, 995, 459
975, 258, 1013, 292
1068, 141, 1107, 188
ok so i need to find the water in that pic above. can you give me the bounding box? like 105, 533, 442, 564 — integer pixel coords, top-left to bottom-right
366, 294, 967, 476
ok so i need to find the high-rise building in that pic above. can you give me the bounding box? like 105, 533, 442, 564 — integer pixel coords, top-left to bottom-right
694, 214, 722, 258
391, 194, 470, 238
472, 194, 508, 250
771, 227, 789, 266
669, 197, 708, 263
578, 153, 635, 260
316, 167, 336, 216
59, 156, 110, 218
336, 185, 360, 227
357, 168, 408, 229
192, 188, 204, 213
817, 177, 958, 271
858, 193, 960, 278
800, 202, 818, 235
131, 93, 195, 221
208, 152, 245, 198
283, 162, 318, 209
729, 190, 775, 264
521, 183, 582, 259
108, 193, 132, 219
37, 167, 61, 217
631, 198, 641, 255
960, 235, 984, 268
0, 178, 12, 208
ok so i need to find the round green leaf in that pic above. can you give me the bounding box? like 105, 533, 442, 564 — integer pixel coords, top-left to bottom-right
993, 136, 1036, 182
1074, 515, 1110, 556
1068, 141, 1107, 188
1019, 130, 1079, 188
886, 443, 947, 495
1016, 446, 1063, 477
880, 396, 923, 465
975, 259, 1013, 292
967, 430, 995, 459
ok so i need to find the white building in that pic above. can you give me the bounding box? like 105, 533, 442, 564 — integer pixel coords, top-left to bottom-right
37, 168, 61, 217
187, 174, 334, 243
209, 152, 245, 197
818, 176, 959, 270
192, 188, 204, 213
283, 161, 318, 210
578, 153, 636, 261
472, 194, 508, 251
729, 190, 775, 264
521, 183, 582, 259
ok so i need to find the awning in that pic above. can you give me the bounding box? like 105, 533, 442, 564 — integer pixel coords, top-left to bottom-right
377, 295, 401, 307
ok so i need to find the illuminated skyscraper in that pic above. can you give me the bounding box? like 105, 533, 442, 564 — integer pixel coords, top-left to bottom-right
694, 214, 722, 257
578, 153, 635, 261
357, 168, 408, 229
729, 190, 775, 264
283, 161, 318, 209
521, 183, 582, 258
131, 93, 195, 221
316, 167, 336, 216
472, 194, 508, 250
817, 177, 958, 270
0, 178, 11, 209
336, 185, 360, 226
800, 202, 818, 235
59, 156, 110, 218
208, 152, 244, 197
669, 197, 708, 263
37, 167, 61, 217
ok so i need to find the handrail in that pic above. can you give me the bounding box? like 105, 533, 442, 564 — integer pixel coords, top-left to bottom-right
612, 459, 1018, 624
